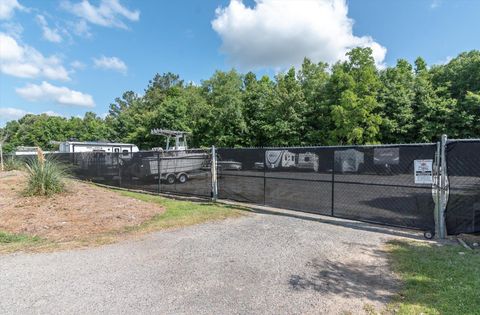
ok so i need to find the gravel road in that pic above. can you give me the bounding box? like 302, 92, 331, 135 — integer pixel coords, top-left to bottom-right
0, 211, 403, 314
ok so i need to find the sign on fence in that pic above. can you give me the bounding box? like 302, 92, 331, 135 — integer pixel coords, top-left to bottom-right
414, 159, 433, 184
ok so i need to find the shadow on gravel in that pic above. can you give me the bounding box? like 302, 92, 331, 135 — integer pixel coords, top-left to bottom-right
288, 258, 397, 303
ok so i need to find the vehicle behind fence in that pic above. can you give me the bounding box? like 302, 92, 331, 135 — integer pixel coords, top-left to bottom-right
8, 138, 480, 236
217, 145, 437, 233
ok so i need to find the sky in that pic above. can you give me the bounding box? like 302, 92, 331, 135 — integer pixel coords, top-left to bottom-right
1, 0, 480, 127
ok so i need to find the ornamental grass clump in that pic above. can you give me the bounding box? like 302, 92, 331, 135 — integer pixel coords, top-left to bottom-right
24, 149, 66, 196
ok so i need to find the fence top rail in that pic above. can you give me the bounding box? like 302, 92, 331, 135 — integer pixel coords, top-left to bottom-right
217, 142, 437, 150
447, 138, 480, 143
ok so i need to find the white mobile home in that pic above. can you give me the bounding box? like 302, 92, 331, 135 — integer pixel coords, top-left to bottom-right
59, 141, 139, 154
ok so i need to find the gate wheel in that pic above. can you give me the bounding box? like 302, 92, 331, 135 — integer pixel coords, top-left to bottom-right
424, 231, 434, 239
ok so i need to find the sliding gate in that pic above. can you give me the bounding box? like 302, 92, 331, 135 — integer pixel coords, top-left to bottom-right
217, 144, 437, 232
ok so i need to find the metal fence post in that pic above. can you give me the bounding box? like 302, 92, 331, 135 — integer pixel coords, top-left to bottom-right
117, 153, 122, 187
157, 152, 162, 194
438, 134, 448, 239
433, 141, 441, 238
211, 145, 218, 201
331, 151, 335, 216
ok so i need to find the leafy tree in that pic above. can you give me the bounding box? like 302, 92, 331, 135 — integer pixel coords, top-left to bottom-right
264, 67, 308, 146
328, 47, 382, 144
298, 58, 330, 145
412, 57, 454, 142
201, 70, 246, 147
4, 48, 480, 150
378, 59, 415, 143
242, 72, 274, 147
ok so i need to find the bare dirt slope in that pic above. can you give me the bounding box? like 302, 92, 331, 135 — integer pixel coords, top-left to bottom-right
0, 171, 165, 241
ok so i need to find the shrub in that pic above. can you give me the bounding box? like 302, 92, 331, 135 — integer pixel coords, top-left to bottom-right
24, 151, 67, 196
3, 156, 24, 171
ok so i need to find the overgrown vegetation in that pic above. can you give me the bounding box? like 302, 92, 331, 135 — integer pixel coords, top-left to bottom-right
118, 190, 244, 231
24, 154, 66, 196
387, 240, 480, 315
2, 49, 480, 151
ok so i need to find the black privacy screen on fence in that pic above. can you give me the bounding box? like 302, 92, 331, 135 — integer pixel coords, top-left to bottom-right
446, 140, 480, 234
218, 144, 436, 231
20, 150, 213, 198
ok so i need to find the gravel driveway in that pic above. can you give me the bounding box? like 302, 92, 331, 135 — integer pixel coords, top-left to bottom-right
0, 211, 404, 314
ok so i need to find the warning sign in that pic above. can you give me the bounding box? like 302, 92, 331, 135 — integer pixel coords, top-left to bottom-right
414, 159, 433, 184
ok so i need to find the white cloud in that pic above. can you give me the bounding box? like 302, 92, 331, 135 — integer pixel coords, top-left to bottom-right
0, 107, 28, 120
0, 33, 70, 80
70, 60, 86, 69
42, 110, 63, 117
16, 81, 95, 108
0, 107, 65, 125
71, 19, 92, 37
0, 0, 24, 20
62, 0, 140, 29
93, 55, 127, 74
36, 15, 62, 43
1, 21, 23, 39
211, 0, 387, 69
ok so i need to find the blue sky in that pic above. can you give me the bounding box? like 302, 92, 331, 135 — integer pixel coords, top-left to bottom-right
1, 0, 480, 127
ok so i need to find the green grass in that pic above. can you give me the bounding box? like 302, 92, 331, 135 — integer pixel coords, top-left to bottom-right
117, 190, 245, 232
0, 231, 41, 244
3, 156, 24, 171
0, 231, 45, 253
387, 240, 480, 315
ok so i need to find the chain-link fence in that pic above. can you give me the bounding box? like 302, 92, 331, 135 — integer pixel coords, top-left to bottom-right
217, 144, 437, 232
445, 140, 480, 234
12, 149, 212, 198
8, 139, 480, 236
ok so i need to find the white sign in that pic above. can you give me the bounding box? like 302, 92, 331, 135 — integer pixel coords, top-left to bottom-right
414, 159, 433, 184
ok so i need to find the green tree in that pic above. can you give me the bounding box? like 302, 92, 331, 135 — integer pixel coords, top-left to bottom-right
242, 72, 274, 147
412, 57, 454, 142
201, 70, 246, 147
264, 67, 308, 146
378, 59, 415, 143
298, 58, 330, 145
328, 47, 382, 144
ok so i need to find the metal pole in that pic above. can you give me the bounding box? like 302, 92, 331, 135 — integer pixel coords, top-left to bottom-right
439, 134, 448, 239
157, 152, 162, 194
211, 146, 218, 201
263, 150, 266, 205
117, 153, 122, 187
331, 151, 335, 217
433, 141, 441, 238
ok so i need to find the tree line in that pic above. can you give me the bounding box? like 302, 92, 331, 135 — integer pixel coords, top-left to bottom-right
2, 48, 480, 152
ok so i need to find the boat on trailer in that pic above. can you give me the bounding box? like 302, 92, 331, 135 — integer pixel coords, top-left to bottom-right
134, 129, 208, 184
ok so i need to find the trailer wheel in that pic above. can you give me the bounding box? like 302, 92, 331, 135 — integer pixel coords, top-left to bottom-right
177, 173, 188, 184
166, 174, 176, 185
424, 231, 434, 239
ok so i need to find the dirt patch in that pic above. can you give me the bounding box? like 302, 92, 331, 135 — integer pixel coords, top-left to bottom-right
0, 171, 165, 242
